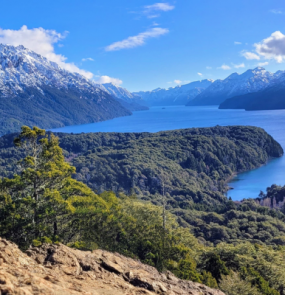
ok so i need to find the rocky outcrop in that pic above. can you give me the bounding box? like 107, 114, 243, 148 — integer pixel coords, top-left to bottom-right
0, 237, 225, 295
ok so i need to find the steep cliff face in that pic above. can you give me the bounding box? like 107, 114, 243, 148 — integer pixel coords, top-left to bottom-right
0, 237, 225, 295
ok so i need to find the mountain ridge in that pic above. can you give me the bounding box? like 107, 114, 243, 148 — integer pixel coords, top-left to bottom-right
219, 83, 285, 110
0, 44, 131, 135
219, 67, 285, 110
103, 82, 143, 103
133, 79, 214, 106
103, 82, 149, 111
187, 67, 285, 106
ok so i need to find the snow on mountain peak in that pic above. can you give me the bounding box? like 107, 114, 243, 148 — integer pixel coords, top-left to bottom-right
253, 66, 265, 71
102, 82, 142, 102
188, 67, 284, 106
0, 44, 102, 98
133, 79, 214, 106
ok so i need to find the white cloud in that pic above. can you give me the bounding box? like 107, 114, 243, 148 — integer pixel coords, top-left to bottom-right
0, 25, 93, 79
95, 75, 123, 85
105, 27, 169, 51
144, 3, 175, 12
206, 66, 212, 69
254, 31, 285, 63
197, 72, 203, 76
270, 9, 283, 14
144, 2, 174, 18
218, 64, 231, 70
147, 14, 160, 19
233, 63, 245, 68
234, 41, 242, 45
82, 57, 94, 62
241, 51, 260, 60
258, 62, 269, 67
172, 79, 190, 85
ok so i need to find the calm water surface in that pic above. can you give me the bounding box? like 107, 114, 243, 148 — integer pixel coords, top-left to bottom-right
51, 106, 285, 201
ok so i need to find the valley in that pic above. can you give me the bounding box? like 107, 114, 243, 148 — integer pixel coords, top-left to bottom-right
2, 2, 285, 294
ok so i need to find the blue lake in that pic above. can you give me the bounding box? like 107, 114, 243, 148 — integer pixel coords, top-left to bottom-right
51, 106, 285, 201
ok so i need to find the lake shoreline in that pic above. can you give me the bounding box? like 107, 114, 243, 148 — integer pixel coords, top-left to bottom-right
50, 106, 285, 201
226, 155, 284, 200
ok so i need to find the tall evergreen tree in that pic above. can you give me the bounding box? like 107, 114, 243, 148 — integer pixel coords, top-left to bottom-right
0, 126, 106, 248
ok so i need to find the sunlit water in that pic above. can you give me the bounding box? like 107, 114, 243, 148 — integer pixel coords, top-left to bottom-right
51, 106, 285, 201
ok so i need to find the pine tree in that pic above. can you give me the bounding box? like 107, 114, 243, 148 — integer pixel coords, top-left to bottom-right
0, 126, 106, 249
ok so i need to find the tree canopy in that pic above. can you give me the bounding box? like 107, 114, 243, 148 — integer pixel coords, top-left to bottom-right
1, 126, 285, 294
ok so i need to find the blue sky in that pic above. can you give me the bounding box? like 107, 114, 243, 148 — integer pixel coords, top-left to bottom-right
0, 0, 285, 91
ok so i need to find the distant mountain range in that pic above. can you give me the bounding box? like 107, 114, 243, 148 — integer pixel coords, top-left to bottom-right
132, 67, 285, 110
187, 67, 284, 106
102, 83, 148, 111
134, 67, 285, 111
219, 73, 285, 110
133, 80, 213, 106
1, 43, 284, 137
0, 44, 149, 136
103, 83, 142, 103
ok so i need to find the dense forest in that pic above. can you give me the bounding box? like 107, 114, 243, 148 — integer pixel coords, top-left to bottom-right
0, 85, 131, 136
58, 126, 283, 209
219, 84, 285, 111
0, 126, 282, 210
1, 126, 285, 295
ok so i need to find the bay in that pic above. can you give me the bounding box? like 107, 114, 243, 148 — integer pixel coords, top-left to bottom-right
51, 106, 285, 201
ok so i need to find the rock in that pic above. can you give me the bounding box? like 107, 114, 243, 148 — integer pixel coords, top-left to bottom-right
0, 237, 225, 295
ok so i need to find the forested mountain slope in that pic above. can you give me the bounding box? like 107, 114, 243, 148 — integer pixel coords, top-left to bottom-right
2, 126, 285, 295
0, 126, 282, 211
219, 83, 285, 110
0, 44, 131, 135
58, 126, 283, 207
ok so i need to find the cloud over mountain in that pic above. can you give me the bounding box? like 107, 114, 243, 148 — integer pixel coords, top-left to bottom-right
242, 51, 260, 60
95, 75, 123, 85
241, 31, 285, 64
254, 31, 285, 63
0, 26, 94, 79
218, 64, 231, 70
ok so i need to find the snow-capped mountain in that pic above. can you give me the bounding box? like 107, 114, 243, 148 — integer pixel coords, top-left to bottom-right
187, 67, 284, 106
133, 80, 214, 106
0, 44, 107, 97
102, 82, 148, 111
219, 70, 285, 110
103, 83, 142, 103
0, 44, 130, 135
